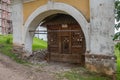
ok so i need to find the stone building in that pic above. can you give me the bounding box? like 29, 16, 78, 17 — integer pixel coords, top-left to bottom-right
11, 0, 115, 75
0, 0, 12, 34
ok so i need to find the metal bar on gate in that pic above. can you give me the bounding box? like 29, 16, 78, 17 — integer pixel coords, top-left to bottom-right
29, 30, 81, 33
34, 32, 47, 34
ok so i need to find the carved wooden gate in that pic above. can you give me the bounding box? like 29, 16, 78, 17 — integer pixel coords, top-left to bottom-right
47, 24, 85, 64
42, 14, 86, 64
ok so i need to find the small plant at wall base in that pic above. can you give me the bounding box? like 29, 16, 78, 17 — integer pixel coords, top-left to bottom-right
6, 37, 11, 44
115, 45, 120, 80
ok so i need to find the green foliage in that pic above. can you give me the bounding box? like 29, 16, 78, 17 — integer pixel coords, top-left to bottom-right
114, 0, 120, 40
113, 32, 120, 40
115, 0, 120, 22
32, 37, 47, 50
115, 42, 120, 51
6, 37, 12, 44
115, 46, 120, 80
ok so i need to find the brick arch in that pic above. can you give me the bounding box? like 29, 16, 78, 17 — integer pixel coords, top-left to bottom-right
24, 2, 90, 54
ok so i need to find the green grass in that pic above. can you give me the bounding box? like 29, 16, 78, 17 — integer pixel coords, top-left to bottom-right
0, 35, 47, 64
57, 68, 111, 80
32, 37, 47, 50
63, 72, 110, 80
0, 34, 12, 44
0, 35, 27, 64
115, 47, 120, 80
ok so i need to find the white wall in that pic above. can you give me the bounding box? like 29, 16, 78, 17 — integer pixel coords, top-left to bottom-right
90, 0, 114, 55
11, 0, 23, 46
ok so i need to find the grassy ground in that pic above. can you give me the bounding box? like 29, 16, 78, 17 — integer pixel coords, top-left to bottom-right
0, 35, 47, 64
115, 47, 120, 80
32, 37, 47, 50
57, 68, 111, 80
0, 35, 27, 64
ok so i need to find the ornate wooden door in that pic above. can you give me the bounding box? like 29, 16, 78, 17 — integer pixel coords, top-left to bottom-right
47, 24, 85, 64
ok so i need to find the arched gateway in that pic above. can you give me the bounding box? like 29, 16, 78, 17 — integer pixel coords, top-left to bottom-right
24, 2, 89, 54
12, 0, 115, 75
24, 2, 89, 65
41, 14, 86, 64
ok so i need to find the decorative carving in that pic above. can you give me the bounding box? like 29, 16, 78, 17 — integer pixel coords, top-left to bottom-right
71, 32, 83, 47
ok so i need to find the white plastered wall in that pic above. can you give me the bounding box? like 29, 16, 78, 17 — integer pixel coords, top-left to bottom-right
11, 0, 23, 46
90, 0, 114, 55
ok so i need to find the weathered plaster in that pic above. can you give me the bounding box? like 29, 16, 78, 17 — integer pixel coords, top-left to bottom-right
89, 0, 114, 55
85, 0, 115, 75
11, 0, 23, 46
23, 0, 90, 23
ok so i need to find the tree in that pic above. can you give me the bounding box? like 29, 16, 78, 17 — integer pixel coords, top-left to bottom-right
115, 0, 120, 53
114, 0, 120, 40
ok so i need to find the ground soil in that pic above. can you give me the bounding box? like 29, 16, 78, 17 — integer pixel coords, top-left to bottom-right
0, 53, 80, 80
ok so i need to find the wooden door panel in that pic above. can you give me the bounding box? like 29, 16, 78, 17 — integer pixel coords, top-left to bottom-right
50, 53, 81, 63
49, 47, 59, 53
47, 24, 85, 63
61, 36, 70, 54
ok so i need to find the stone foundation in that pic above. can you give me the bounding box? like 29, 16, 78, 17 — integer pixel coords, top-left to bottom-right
85, 54, 116, 75
13, 45, 24, 53
12, 44, 30, 59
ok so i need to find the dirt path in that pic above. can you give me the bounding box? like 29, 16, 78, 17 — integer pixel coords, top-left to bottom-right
0, 53, 57, 80
0, 53, 80, 80
0, 53, 112, 80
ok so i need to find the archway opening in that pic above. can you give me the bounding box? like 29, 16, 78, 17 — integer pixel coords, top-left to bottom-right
33, 26, 47, 49
24, 2, 89, 57
30, 13, 86, 65
30, 25, 48, 62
